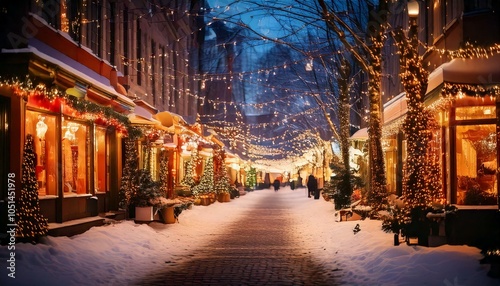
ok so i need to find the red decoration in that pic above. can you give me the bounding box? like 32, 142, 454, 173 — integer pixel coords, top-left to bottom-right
148, 132, 160, 141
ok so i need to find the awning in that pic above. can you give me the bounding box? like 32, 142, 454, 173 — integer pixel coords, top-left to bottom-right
23, 38, 134, 109
128, 114, 159, 126
383, 92, 407, 124
426, 53, 500, 94
350, 128, 368, 140
154, 111, 185, 127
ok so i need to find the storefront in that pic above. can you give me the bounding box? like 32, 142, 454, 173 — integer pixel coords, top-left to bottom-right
430, 89, 498, 206
0, 26, 135, 223
426, 54, 500, 208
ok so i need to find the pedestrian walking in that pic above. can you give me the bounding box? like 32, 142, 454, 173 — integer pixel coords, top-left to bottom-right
306, 174, 317, 198
273, 179, 280, 192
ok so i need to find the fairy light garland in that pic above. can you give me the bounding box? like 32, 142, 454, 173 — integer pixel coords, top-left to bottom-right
17, 3, 500, 173
0, 76, 142, 138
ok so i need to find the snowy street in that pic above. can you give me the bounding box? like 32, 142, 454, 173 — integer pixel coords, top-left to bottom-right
1, 186, 497, 285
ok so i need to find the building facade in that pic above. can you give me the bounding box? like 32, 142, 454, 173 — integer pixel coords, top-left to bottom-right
0, 0, 205, 227
380, 0, 500, 245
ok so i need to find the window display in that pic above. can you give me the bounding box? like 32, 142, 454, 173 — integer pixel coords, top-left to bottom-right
26, 110, 57, 197
383, 138, 397, 194
456, 124, 497, 205
94, 127, 107, 193
456, 106, 496, 120
62, 119, 89, 196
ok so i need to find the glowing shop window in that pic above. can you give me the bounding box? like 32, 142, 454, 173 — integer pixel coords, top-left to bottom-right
62, 119, 89, 196
26, 110, 58, 197
455, 106, 495, 120
455, 124, 497, 205
94, 128, 107, 192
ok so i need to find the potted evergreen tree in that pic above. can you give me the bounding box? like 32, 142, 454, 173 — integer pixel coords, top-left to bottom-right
131, 169, 161, 222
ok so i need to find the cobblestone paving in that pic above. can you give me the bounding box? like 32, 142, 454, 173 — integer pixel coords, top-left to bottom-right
137, 191, 338, 285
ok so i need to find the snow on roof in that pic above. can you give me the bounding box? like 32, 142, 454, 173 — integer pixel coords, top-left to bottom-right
2, 38, 135, 108
427, 53, 500, 94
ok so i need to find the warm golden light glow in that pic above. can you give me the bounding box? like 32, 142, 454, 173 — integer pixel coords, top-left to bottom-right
407, 0, 419, 18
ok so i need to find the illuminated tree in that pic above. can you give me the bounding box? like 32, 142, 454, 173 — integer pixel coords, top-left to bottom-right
214, 148, 231, 194
119, 138, 139, 210
192, 157, 214, 197
201, 1, 367, 177
16, 134, 48, 242
180, 159, 196, 188
246, 167, 257, 189
317, 0, 390, 211
393, 12, 445, 212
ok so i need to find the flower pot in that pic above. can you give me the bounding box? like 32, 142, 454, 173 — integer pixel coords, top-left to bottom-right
201, 197, 210, 206
217, 193, 225, 203
135, 206, 154, 222
160, 207, 176, 224
224, 193, 231, 202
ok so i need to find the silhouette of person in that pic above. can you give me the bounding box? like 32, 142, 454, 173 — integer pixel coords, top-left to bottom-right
307, 174, 317, 198
273, 179, 280, 192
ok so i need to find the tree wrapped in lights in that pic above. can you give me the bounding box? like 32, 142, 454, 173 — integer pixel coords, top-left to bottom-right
180, 159, 196, 188
390, 22, 443, 245
181, 147, 200, 189
214, 148, 231, 194
395, 27, 432, 208
394, 26, 444, 210
317, 0, 389, 212
191, 157, 214, 197
16, 134, 48, 242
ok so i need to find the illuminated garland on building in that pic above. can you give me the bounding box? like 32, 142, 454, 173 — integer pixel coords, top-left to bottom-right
0, 77, 142, 138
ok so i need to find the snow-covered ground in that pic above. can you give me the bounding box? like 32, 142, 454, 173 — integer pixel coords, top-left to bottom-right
0, 186, 497, 285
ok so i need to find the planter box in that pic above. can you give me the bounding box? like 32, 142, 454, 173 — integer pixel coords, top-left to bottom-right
201, 197, 210, 206
135, 206, 154, 222
217, 193, 231, 203
217, 193, 226, 203
160, 207, 176, 224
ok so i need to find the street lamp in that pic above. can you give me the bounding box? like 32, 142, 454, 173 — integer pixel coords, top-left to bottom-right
407, 0, 419, 20
407, 0, 419, 47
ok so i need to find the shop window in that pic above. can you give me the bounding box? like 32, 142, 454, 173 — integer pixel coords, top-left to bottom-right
26, 110, 58, 197
138, 141, 158, 181
456, 124, 497, 205
383, 138, 397, 194
150, 147, 158, 181
455, 106, 495, 120
62, 119, 89, 196
94, 127, 107, 193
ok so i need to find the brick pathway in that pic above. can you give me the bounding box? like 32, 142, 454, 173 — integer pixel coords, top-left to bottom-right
137, 190, 338, 285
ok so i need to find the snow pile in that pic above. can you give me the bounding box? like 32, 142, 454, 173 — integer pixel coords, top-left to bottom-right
0, 187, 497, 285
